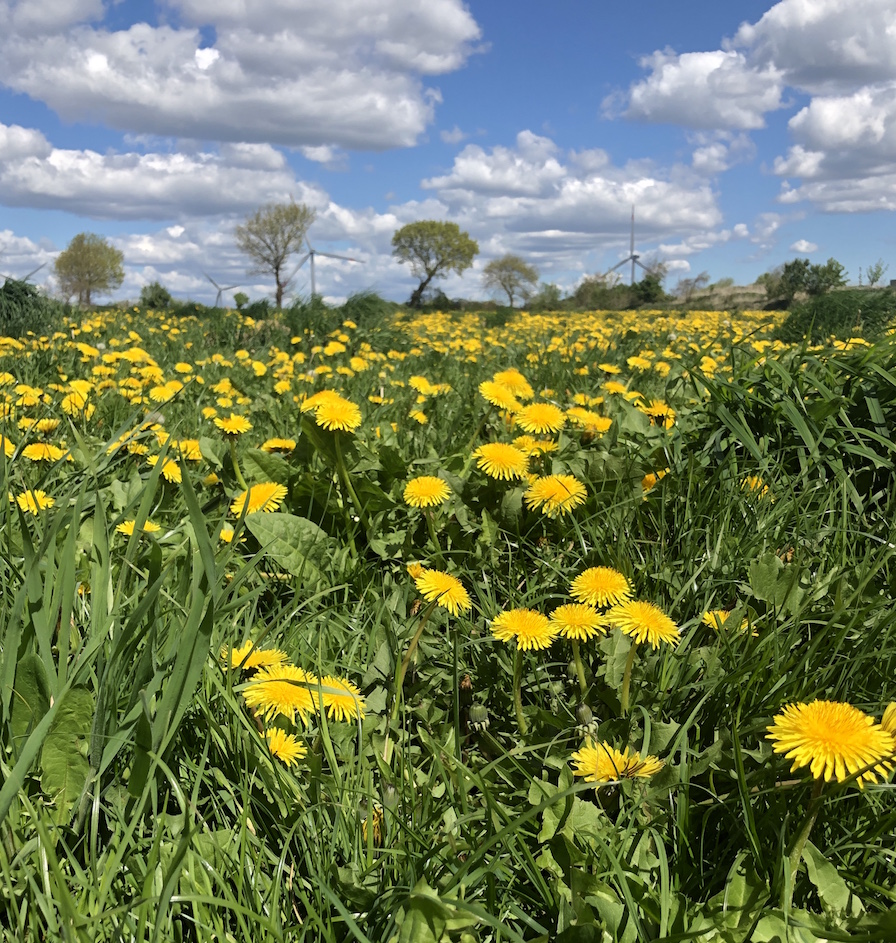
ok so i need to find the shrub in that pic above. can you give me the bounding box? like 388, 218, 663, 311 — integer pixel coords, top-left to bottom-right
139, 281, 174, 310
0, 278, 67, 338
776, 288, 896, 343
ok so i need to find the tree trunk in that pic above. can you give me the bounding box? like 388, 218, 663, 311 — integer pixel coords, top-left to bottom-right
409, 271, 436, 308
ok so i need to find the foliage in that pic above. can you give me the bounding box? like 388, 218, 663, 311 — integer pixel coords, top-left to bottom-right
0, 277, 67, 338
54, 233, 125, 306
138, 280, 173, 309
391, 220, 479, 307
481, 253, 539, 307
675, 270, 710, 303
1, 301, 895, 941
235, 200, 316, 308
759, 257, 848, 305
777, 287, 896, 343
805, 257, 848, 296
233, 291, 250, 310
865, 258, 889, 287
528, 282, 563, 311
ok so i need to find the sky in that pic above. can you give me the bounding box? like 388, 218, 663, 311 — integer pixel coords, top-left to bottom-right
1, 0, 896, 306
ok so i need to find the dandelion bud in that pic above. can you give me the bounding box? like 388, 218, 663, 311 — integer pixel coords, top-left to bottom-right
469, 703, 490, 732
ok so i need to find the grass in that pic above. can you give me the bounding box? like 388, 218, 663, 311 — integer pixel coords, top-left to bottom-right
0, 305, 894, 941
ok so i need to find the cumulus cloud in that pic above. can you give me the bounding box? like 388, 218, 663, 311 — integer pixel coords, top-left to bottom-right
618, 49, 784, 130
0, 0, 483, 149
440, 126, 467, 145
690, 132, 756, 174
790, 239, 818, 253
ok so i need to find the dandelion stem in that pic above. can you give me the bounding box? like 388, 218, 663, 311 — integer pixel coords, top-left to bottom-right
384, 599, 437, 761
228, 438, 248, 490
334, 433, 370, 532
783, 778, 825, 911
571, 639, 588, 697
620, 640, 638, 715
512, 647, 528, 735
424, 509, 445, 565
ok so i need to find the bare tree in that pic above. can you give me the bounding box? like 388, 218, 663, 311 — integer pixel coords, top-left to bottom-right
235, 200, 316, 308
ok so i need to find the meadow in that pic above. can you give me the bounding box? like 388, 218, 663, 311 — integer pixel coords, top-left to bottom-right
1, 301, 895, 942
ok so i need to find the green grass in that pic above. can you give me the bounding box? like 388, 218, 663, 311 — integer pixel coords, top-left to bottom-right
1, 305, 894, 941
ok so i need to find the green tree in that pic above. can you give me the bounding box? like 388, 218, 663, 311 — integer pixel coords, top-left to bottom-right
391, 220, 479, 307
481, 254, 539, 307
806, 257, 847, 296
139, 281, 173, 309
54, 233, 124, 306
235, 200, 316, 308
865, 258, 889, 287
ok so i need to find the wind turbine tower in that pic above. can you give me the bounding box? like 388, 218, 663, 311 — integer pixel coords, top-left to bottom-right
605, 206, 651, 285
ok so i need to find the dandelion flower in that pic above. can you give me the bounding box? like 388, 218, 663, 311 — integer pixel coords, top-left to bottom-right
571, 741, 664, 783
882, 703, 896, 735
406, 561, 426, 580
490, 608, 557, 650
524, 474, 587, 517
221, 641, 287, 672
472, 442, 528, 480
640, 400, 676, 429
265, 728, 306, 767
414, 570, 471, 616
404, 476, 450, 508
607, 600, 681, 648
22, 442, 68, 462
514, 402, 566, 434
570, 567, 632, 608
11, 489, 55, 514
214, 413, 253, 436
116, 519, 162, 536
550, 603, 607, 641
478, 380, 520, 411
318, 675, 366, 721
702, 610, 753, 634
230, 482, 288, 516
492, 369, 534, 400
147, 455, 182, 483
641, 469, 668, 494
512, 435, 558, 456
0, 435, 15, 457
243, 664, 318, 725
314, 395, 362, 432
767, 700, 895, 787
261, 437, 296, 454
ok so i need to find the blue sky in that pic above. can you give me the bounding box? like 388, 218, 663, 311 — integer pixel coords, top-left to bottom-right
1, 0, 895, 305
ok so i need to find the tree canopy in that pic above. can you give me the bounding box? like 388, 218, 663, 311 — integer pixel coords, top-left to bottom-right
481, 254, 539, 307
391, 221, 478, 307
235, 200, 316, 308
54, 233, 124, 306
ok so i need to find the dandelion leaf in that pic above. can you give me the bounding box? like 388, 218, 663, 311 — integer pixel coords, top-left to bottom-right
10, 653, 50, 755
749, 552, 804, 611
245, 512, 338, 583
243, 448, 290, 485
802, 840, 859, 917
40, 686, 94, 824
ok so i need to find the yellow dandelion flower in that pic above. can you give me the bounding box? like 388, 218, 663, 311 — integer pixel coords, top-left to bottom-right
221, 641, 287, 672
566, 408, 612, 436
599, 363, 622, 374
11, 489, 55, 514
492, 369, 534, 400
606, 600, 681, 649
0, 435, 15, 457
570, 567, 632, 608
641, 468, 668, 494
214, 413, 253, 436
34, 418, 61, 435
230, 482, 288, 516
173, 438, 203, 461
478, 380, 521, 411
640, 400, 676, 429
406, 561, 426, 580
524, 474, 587, 517
702, 609, 754, 635
571, 741, 664, 783
550, 603, 607, 641
472, 442, 529, 480
260, 437, 296, 454
414, 569, 471, 616
315, 396, 362, 432
767, 700, 895, 787
408, 409, 428, 424
882, 703, 896, 735
742, 475, 772, 500
317, 675, 366, 721
265, 728, 306, 767
514, 402, 566, 435
21, 442, 68, 462
147, 455, 182, 483
490, 608, 557, 650
243, 664, 318, 724
403, 476, 451, 508
116, 519, 162, 536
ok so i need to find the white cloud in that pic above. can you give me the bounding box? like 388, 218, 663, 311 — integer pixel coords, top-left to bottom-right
440, 125, 467, 144
618, 49, 784, 130
790, 239, 818, 253
0, 0, 483, 150
690, 132, 756, 174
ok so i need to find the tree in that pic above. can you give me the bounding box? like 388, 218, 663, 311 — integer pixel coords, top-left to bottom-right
235, 200, 316, 308
391, 221, 478, 307
866, 258, 889, 287
139, 281, 173, 309
805, 257, 847, 296
675, 271, 710, 304
481, 254, 539, 307
54, 233, 124, 306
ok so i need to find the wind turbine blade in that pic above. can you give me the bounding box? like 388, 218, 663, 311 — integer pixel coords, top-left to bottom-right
24, 262, 47, 281
203, 272, 221, 290
634, 259, 651, 273
314, 251, 359, 263
222, 284, 240, 291
606, 257, 631, 274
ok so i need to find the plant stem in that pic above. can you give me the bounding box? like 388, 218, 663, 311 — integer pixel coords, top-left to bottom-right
228, 438, 248, 490
571, 639, 588, 697
383, 600, 436, 761
334, 433, 369, 533
782, 778, 825, 911
513, 647, 528, 735
425, 509, 445, 565
620, 640, 638, 715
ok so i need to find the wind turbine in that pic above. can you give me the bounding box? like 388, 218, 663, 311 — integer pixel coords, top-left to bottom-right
204, 272, 241, 308
288, 237, 359, 298
605, 206, 652, 285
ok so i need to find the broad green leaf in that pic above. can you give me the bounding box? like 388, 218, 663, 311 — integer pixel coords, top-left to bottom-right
802, 840, 856, 917
40, 686, 94, 824
749, 552, 783, 603
243, 448, 291, 485
9, 653, 50, 755
245, 512, 338, 583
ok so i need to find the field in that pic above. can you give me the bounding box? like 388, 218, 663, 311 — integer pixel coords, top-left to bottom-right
1, 302, 895, 942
